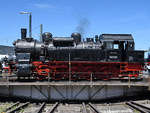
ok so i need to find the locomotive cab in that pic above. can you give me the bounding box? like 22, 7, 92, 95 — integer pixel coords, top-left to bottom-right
100, 34, 134, 50
99, 34, 144, 62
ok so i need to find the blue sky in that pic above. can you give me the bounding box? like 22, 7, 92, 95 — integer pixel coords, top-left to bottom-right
0, 0, 150, 50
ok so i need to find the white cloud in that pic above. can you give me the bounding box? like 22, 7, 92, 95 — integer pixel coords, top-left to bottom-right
34, 3, 54, 9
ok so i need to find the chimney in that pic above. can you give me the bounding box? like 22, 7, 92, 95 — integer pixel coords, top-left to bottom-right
21, 28, 27, 40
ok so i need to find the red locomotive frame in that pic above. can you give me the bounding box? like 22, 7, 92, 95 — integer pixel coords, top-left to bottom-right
32, 61, 144, 80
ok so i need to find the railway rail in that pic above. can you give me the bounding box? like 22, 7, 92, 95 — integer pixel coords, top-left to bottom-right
0, 100, 150, 113
82, 102, 87, 113
126, 101, 150, 113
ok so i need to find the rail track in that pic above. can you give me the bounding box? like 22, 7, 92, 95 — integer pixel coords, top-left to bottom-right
126, 101, 150, 113
0, 100, 150, 113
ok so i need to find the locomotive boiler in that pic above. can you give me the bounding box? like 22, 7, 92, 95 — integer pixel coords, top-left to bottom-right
13, 28, 145, 80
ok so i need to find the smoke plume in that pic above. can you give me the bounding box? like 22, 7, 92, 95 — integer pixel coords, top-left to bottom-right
76, 18, 90, 39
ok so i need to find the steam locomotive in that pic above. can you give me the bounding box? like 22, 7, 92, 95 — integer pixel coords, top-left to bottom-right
13, 28, 145, 80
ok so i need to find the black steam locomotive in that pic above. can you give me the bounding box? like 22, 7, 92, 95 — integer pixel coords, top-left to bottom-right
13, 28, 144, 80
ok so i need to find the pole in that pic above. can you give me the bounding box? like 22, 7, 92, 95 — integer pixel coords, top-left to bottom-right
40, 24, 43, 42
90, 73, 93, 88
29, 13, 32, 37
69, 53, 71, 83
